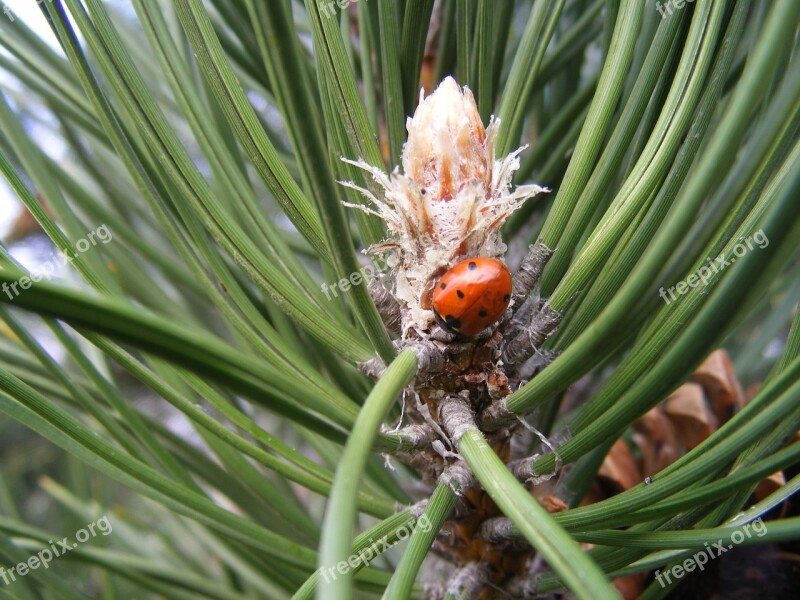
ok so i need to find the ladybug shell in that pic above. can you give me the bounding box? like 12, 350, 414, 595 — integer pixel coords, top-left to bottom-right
431, 258, 512, 337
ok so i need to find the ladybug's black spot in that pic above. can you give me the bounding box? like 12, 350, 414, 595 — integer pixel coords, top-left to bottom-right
503, 294, 510, 302
433, 307, 462, 334
444, 315, 461, 330
468, 261, 477, 270
440, 282, 447, 290
456, 290, 465, 299
478, 309, 488, 318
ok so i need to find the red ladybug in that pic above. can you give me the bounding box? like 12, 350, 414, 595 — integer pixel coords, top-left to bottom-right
431, 258, 512, 336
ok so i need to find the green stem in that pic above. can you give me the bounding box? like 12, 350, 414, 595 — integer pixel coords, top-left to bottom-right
317, 349, 418, 600
458, 427, 618, 600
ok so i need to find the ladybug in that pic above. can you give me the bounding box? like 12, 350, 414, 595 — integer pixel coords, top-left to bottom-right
431, 258, 512, 337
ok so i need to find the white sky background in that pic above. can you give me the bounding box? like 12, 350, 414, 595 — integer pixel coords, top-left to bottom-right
0, 0, 63, 237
